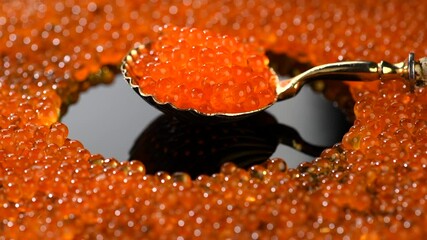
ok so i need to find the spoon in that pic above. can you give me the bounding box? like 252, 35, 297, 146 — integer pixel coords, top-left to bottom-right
122, 51, 427, 121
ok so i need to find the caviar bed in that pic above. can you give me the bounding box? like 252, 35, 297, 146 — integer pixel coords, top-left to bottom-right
1, 0, 426, 239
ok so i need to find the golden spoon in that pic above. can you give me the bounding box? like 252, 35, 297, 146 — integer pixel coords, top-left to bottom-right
122, 51, 427, 121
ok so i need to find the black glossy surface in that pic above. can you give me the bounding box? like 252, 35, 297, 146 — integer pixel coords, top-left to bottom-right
62, 75, 350, 171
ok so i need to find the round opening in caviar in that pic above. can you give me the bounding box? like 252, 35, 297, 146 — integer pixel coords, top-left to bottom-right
126, 25, 278, 114
3, 0, 427, 238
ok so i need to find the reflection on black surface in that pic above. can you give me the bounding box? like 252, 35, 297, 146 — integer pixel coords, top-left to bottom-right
129, 112, 327, 178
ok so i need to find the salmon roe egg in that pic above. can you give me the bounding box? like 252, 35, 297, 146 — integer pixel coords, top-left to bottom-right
128, 25, 277, 114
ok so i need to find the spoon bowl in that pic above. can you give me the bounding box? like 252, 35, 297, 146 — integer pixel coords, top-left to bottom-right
121, 44, 276, 121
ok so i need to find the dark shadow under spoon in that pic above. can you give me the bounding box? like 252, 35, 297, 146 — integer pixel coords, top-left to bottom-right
129, 112, 329, 178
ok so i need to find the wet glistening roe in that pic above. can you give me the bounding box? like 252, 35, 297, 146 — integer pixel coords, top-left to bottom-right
0, 0, 427, 239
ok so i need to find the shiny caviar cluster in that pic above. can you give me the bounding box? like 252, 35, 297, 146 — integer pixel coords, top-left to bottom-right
125, 25, 276, 114
1, 0, 427, 239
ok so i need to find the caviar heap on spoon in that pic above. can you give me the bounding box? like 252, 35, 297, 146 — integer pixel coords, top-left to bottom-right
121, 25, 427, 121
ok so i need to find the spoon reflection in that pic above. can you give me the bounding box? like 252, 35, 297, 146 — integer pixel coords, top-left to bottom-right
129, 112, 327, 178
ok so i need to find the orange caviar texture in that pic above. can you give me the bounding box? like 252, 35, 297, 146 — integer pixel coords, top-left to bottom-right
1, 0, 427, 239
126, 25, 276, 114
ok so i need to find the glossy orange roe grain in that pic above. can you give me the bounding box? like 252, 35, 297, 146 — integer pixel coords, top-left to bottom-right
126, 25, 277, 114
1, 0, 427, 239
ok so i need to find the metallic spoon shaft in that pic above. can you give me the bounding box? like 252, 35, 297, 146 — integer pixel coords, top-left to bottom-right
277, 52, 425, 101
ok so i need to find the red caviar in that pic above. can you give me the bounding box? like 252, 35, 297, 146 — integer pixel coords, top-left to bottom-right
128, 25, 277, 114
0, 0, 427, 239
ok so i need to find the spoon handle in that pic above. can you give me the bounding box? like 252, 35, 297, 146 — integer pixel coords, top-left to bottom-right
277, 52, 427, 101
